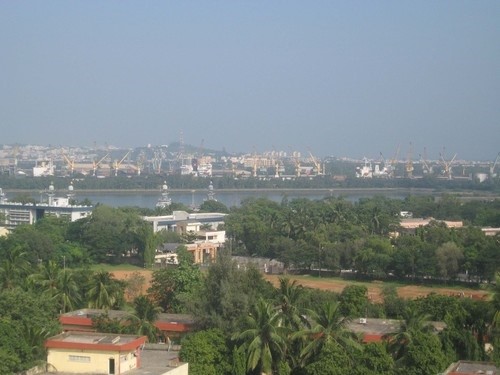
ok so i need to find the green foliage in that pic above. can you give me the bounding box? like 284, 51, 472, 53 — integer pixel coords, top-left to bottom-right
148, 253, 202, 313
179, 329, 231, 375
0, 318, 32, 373
0, 288, 60, 372
435, 241, 464, 281
199, 199, 229, 213
191, 252, 275, 334
86, 270, 126, 309
233, 298, 287, 375
353, 342, 395, 375
397, 329, 448, 375
304, 341, 352, 375
295, 301, 360, 366
338, 285, 368, 318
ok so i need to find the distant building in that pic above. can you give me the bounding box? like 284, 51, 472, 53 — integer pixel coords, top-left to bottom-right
396, 217, 463, 236
144, 211, 226, 265
0, 184, 92, 231
143, 210, 226, 233
346, 317, 446, 343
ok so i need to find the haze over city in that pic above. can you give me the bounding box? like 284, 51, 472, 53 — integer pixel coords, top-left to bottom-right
1, 1, 499, 160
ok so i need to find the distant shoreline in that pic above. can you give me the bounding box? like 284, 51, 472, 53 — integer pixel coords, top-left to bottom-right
5, 187, 435, 194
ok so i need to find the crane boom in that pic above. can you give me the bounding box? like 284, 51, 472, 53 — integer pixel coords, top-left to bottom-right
93, 153, 109, 176
114, 150, 132, 176
491, 152, 500, 177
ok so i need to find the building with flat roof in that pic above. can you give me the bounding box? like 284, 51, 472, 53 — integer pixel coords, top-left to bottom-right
143, 210, 226, 233
60, 309, 195, 341
0, 185, 92, 230
346, 317, 446, 343
43, 333, 188, 375
45, 331, 146, 374
443, 360, 498, 374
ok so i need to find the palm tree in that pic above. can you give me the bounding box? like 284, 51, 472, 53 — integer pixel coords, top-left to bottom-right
386, 307, 433, 362
86, 270, 123, 310
128, 295, 162, 342
276, 278, 307, 331
54, 269, 82, 313
28, 260, 60, 295
294, 301, 360, 365
29, 261, 81, 313
0, 246, 30, 289
233, 298, 287, 375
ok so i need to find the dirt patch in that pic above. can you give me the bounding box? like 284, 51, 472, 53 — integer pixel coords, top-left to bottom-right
263, 274, 489, 303
112, 270, 153, 300
111, 270, 489, 304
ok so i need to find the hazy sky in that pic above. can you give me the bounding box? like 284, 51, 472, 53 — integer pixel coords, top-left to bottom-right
1, 1, 499, 160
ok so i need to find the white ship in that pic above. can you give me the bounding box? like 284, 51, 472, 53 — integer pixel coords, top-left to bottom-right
355, 158, 373, 178
156, 182, 172, 208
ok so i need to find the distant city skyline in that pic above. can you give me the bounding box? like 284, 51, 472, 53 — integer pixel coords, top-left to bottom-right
1, 2, 499, 160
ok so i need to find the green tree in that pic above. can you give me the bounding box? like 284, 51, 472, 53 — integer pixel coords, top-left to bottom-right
199, 199, 229, 213
353, 342, 394, 375
295, 301, 360, 366
386, 308, 433, 363
0, 288, 60, 372
0, 245, 30, 289
180, 329, 231, 375
436, 241, 464, 282
148, 247, 202, 313
398, 329, 448, 375
233, 298, 287, 375
338, 285, 368, 318
191, 252, 274, 334
276, 278, 307, 331
128, 295, 162, 342
303, 340, 352, 375
29, 261, 82, 313
86, 270, 125, 309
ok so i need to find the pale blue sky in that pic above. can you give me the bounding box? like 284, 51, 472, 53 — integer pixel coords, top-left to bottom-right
1, 1, 499, 160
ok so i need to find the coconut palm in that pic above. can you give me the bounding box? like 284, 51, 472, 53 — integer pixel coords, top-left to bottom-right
86, 270, 123, 310
0, 246, 30, 289
54, 269, 82, 313
276, 277, 307, 331
128, 295, 162, 342
29, 261, 81, 313
386, 307, 433, 362
295, 301, 360, 365
28, 260, 60, 294
233, 298, 287, 375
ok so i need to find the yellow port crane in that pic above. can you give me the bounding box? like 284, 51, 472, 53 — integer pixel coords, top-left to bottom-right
113, 150, 132, 176
308, 150, 323, 176
439, 150, 457, 180
405, 142, 414, 178
61, 150, 75, 176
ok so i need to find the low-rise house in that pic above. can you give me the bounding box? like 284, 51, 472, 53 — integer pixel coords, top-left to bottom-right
45, 331, 146, 374
442, 360, 498, 374
347, 317, 446, 343
60, 309, 194, 341
397, 217, 463, 236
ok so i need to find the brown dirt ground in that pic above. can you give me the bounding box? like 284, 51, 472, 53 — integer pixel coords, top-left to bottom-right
112, 270, 490, 304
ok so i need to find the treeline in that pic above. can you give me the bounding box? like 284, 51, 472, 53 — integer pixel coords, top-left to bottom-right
1, 173, 499, 192
226, 195, 500, 283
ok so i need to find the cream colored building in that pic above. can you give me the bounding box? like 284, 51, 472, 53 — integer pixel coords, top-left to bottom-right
45, 332, 146, 375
